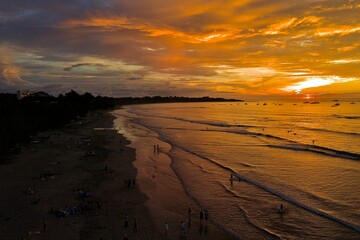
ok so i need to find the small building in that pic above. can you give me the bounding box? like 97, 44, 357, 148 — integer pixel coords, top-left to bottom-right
17, 90, 34, 100
16, 91, 51, 100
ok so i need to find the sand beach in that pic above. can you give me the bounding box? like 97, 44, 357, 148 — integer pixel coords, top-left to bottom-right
0, 110, 231, 240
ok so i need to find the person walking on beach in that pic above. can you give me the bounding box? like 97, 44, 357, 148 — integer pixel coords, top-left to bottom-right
279, 203, 285, 213
205, 210, 209, 226
199, 223, 203, 235
42, 218, 47, 233
188, 206, 192, 226
200, 210, 204, 224
164, 222, 169, 235
124, 213, 129, 228
133, 218, 137, 233
180, 221, 186, 237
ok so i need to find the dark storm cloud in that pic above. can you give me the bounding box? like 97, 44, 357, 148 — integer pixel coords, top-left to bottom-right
63, 63, 109, 71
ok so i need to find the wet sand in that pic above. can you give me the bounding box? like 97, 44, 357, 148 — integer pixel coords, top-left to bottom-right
0, 110, 232, 240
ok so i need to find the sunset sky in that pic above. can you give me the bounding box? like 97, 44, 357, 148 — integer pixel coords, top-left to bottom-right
1, 0, 359, 98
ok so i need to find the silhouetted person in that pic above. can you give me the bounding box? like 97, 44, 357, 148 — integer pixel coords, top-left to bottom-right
42, 218, 47, 233
200, 210, 204, 224
279, 203, 285, 213
188, 206, 192, 227
205, 210, 209, 225
133, 218, 137, 233
124, 214, 129, 228
164, 222, 169, 235
180, 221, 186, 237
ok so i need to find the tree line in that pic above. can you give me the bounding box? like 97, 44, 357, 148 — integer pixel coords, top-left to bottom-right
114, 96, 241, 105
0, 91, 114, 153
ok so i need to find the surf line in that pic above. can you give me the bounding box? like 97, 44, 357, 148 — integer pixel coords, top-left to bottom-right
135, 122, 360, 234
235, 173, 360, 233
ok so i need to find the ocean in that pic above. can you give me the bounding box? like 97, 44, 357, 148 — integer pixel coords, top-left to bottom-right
113, 100, 360, 239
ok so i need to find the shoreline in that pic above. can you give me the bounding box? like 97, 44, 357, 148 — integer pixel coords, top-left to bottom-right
113, 107, 234, 240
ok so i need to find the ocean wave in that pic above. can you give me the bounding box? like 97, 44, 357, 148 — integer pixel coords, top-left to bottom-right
221, 182, 284, 240
268, 144, 360, 160
298, 126, 360, 137
186, 158, 213, 174
216, 129, 360, 160
142, 118, 360, 161
167, 141, 360, 233
133, 110, 360, 161
169, 152, 280, 239
172, 117, 254, 128
130, 108, 360, 145
130, 107, 258, 129
168, 152, 243, 239
333, 114, 360, 120
236, 205, 283, 240
127, 112, 360, 234
234, 173, 360, 233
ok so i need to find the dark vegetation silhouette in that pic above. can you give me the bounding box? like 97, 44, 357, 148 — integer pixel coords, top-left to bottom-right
0, 91, 241, 153
0, 91, 114, 153
114, 96, 241, 105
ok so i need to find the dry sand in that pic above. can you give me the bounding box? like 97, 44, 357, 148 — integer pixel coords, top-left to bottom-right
0, 110, 232, 240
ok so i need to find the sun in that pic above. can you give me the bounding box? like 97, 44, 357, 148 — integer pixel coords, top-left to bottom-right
281, 76, 358, 94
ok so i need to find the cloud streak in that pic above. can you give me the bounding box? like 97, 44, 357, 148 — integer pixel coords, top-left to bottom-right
63, 63, 109, 71
0, 63, 37, 90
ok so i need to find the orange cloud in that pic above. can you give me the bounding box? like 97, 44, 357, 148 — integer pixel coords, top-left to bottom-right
263, 16, 322, 35
57, 15, 240, 44
337, 43, 360, 52
315, 25, 360, 37
281, 76, 358, 93
2, 1, 360, 96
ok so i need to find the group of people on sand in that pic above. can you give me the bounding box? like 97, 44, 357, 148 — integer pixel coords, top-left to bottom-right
153, 144, 160, 153
123, 178, 136, 189
230, 173, 235, 186
199, 209, 209, 226
122, 213, 138, 240
163, 207, 210, 238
